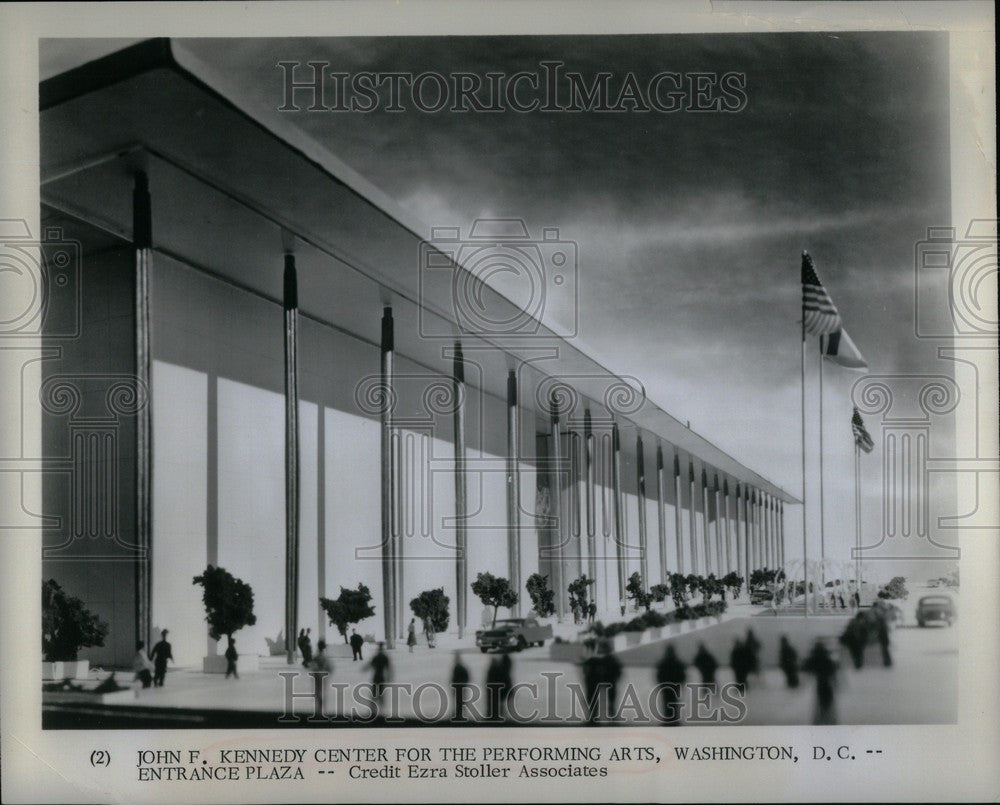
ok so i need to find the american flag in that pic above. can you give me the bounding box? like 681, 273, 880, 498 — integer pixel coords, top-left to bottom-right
801, 251, 842, 335
852, 407, 875, 453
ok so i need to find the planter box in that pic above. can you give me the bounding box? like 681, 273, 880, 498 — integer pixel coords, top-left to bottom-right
42, 660, 90, 681
202, 654, 260, 674
44, 688, 136, 705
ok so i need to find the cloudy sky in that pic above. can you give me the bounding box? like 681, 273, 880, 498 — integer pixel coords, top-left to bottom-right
44, 33, 958, 578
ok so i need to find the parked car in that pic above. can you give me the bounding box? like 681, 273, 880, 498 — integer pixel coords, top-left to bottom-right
749, 586, 773, 605
916, 595, 956, 627
475, 617, 553, 652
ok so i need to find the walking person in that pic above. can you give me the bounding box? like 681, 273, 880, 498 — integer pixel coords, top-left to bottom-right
779, 636, 800, 688
693, 643, 719, 686
875, 613, 893, 667
310, 639, 332, 717
730, 638, 752, 689
655, 645, 686, 726
133, 641, 154, 689
450, 651, 471, 723
224, 636, 239, 679
302, 628, 314, 667
423, 617, 436, 649
485, 657, 504, 721
406, 618, 417, 653
572, 602, 582, 625
150, 629, 173, 687
588, 602, 597, 624
802, 641, 838, 725
349, 629, 364, 661
498, 652, 514, 719
297, 628, 307, 665
367, 643, 391, 716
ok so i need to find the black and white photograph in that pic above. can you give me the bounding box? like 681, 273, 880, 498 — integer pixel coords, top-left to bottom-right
1, 2, 996, 802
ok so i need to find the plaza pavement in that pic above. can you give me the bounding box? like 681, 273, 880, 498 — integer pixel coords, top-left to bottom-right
48, 587, 957, 727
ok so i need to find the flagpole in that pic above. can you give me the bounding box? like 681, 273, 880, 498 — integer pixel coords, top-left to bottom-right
855, 439, 861, 602
800, 310, 809, 618
818, 335, 826, 591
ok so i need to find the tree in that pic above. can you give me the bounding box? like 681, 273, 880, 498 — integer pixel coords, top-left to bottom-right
669, 572, 689, 610
320, 584, 376, 643
567, 575, 595, 611
686, 574, 702, 598
722, 571, 744, 598
410, 588, 450, 633
525, 573, 556, 618
626, 572, 652, 611
650, 583, 670, 604
878, 576, 909, 601
192, 565, 257, 643
42, 579, 109, 662
471, 572, 519, 625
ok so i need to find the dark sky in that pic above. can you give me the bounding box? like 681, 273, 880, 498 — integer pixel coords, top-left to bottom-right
193, 33, 950, 452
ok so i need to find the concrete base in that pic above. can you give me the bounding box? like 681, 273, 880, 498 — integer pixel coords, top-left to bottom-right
42, 660, 90, 681
44, 688, 136, 705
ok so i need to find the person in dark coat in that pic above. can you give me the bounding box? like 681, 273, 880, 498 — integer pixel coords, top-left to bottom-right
224, 636, 239, 679
450, 651, 471, 722
779, 636, 799, 688
310, 640, 332, 716
744, 628, 762, 675
150, 629, 173, 687
406, 618, 417, 653
730, 639, 752, 688
875, 614, 892, 667
297, 628, 307, 665
497, 652, 514, 718
802, 641, 838, 725
839, 617, 868, 670
303, 628, 314, 667
485, 657, 504, 721
693, 643, 719, 686
588, 602, 597, 624
367, 642, 391, 714
581, 639, 622, 724
655, 645, 686, 726
350, 629, 365, 662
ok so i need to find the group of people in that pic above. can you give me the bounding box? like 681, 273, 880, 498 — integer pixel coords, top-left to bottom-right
132, 629, 174, 688
571, 601, 598, 625
406, 617, 437, 652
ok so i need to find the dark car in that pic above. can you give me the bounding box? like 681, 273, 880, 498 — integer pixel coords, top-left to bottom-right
916, 595, 956, 627
750, 586, 773, 605
475, 617, 553, 652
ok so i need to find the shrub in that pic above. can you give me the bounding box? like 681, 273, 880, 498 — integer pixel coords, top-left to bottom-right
626, 572, 652, 611
192, 565, 258, 643
525, 573, 556, 618
320, 584, 376, 643
410, 588, 450, 633
650, 583, 669, 603
42, 579, 109, 662
877, 576, 909, 601
567, 575, 595, 612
